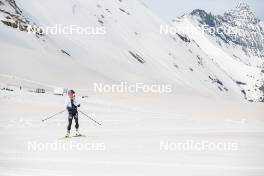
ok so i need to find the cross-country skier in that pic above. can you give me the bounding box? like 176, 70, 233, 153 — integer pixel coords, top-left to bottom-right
65, 90, 81, 138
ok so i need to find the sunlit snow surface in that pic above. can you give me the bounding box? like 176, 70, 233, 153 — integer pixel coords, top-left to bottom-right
0, 90, 264, 176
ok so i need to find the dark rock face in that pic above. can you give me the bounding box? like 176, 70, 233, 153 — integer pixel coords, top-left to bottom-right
128, 51, 145, 64
176, 33, 191, 43
0, 0, 43, 36
191, 9, 218, 28
5, 0, 22, 14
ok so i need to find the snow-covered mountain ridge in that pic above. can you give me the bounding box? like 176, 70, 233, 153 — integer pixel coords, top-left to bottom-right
188, 2, 264, 65
0, 0, 263, 102
172, 2, 264, 101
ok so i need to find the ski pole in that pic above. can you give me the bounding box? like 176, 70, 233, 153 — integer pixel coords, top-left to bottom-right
78, 110, 102, 126
42, 110, 66, 122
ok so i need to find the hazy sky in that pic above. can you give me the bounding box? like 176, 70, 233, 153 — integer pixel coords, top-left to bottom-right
142, 0, 264, 20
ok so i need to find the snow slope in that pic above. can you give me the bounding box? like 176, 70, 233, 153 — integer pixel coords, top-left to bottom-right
0, 0, 263, 101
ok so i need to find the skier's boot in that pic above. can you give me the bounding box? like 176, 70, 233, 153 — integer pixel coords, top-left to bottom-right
75, 129, 81, 136
65, 131, 70, 138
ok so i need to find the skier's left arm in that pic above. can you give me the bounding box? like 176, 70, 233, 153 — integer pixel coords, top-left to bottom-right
75, 99, 81, 108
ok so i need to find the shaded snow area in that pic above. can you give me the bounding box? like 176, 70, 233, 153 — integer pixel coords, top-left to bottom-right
0, 90, 264, 176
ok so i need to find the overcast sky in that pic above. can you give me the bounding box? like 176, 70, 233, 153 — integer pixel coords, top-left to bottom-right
142, 0, 264, 20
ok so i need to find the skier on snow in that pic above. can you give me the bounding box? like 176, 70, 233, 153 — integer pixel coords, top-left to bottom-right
65, 90, 81, 138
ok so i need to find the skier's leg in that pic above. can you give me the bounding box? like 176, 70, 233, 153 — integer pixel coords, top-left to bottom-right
73, 113, 80, 136
74, 113, 79, 130
67, 115, 73, 132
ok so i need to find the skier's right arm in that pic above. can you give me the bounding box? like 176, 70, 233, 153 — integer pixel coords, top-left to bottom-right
65, 99, 71, 111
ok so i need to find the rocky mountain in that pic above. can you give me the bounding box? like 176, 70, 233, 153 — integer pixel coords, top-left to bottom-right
0, 0, 42, 35
172, 2, 264, 101
190, 2, 264, 65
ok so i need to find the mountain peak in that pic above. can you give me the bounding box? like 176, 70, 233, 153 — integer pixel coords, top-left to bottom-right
236, 1, 251, 11
186, 2, 264, 58
224, 1, 258, 24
